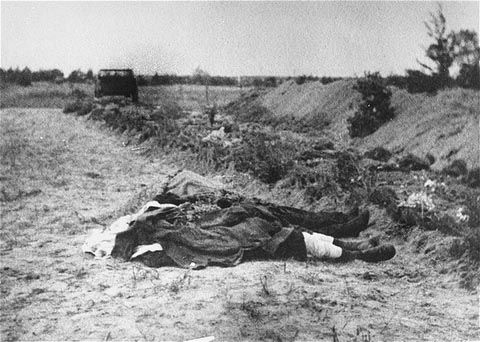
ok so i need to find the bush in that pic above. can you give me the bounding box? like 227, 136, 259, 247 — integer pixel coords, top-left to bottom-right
295, 75, 307, 85
443, 159, 468, 177
456, 63, 480, 89
398, 153, 431, 171
369, 186, 398, 208
464, 167, 480, 188
70, 88, 88, 99
336, 151, 361, 189
347, 73, 394, 138
230, 131, 294, 184
63, 100, 83, 114
286, 163, 339, 202
364, 147, 392, 162
76, 101, 94, 116
404, 70, 447, 94
17, 68, 32, 87
63, 99, 94, 115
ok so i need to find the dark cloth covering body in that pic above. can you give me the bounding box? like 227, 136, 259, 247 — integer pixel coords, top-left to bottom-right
112, 196, 358, 269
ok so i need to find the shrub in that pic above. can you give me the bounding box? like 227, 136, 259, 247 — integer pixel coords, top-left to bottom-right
236, 103, 273, 124
404, 70, 447, 94
443, 159, 468, 177
295, 75, 307, 85
17, 68, 32, 87
286, 164, 338, 202
336, 151, 361, 189
320, 76, 342, 85
364, 147, 392, 162
347, 73, 394, 138
456, 63, 480, 89
230, 130, 294, 184
76, 101, 94, 116
63, 100, 83, 114
398, 153, 431, 171
70, 88, 88, 99
464, 167, 480, 188
369, 186, 398, 208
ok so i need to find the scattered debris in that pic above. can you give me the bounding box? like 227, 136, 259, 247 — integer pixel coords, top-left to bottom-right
455, 208, 469, 223
399, 192, 435, 212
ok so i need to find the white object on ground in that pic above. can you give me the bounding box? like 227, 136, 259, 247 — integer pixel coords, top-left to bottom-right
82, 201, 177, 259
130, 243, 164, 259
399, 192, 435, 211
202, 127, 226, 143
455, 207, 469, 223
424, 179, 436, 188
184, 336, 215, 342
302, 232, 342, 259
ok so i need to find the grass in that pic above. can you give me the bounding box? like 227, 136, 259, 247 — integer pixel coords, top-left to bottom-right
0, 110, 70, 202
0, 82, 93, 108
1, 81, 247, 112
140, 84, 247, 111
2, 102, 479, 340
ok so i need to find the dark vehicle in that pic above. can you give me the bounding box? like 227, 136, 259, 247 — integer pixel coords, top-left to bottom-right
95, 69, 138, 102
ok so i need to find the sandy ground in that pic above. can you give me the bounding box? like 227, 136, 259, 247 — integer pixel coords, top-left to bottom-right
1, 108, 479, 341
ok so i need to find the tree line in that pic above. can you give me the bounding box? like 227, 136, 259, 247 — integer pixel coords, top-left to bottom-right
386, 5, 479, 92
0, 67, 95, 86
1, 6, 478, 92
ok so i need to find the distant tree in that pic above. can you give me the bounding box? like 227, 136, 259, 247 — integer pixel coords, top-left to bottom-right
451, 30, 480, 65
252, 78, 265, 88
151, 72, 161, 85
404, 69, 443, 93
0, 68, 5, 83
415, 5, 479, 91
5, 67, 17, 83
418, 4, 455, 84
452, 30, 480, 89
295, 75, 307, 85
136, 75, 149, 86
17, 67, 32, 86
264, 77, 277, 87
85, 69, 94, 81
457, 63, 480, 89
192, 67, 210, 85
67, 69, 86, 83
32, 69, 63, 82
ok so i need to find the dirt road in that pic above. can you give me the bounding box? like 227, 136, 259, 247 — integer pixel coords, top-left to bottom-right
1, 108, 478, 341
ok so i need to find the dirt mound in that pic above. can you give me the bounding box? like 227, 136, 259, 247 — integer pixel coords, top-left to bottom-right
358, 88, 480, 170
261, 79, 360, 141
227, 80, 479, 171
262, 79, 358, 120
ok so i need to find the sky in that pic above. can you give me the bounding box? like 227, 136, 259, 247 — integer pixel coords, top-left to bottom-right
1, 1, 478, 77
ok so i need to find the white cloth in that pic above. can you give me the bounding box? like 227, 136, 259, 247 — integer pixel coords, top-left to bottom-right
302, 232, 342, 259
82, 201, 176, 259
130, 243, 163, 259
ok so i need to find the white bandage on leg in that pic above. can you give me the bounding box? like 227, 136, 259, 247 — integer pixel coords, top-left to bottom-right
302, 232, 342, 259
313, 233, 334, 243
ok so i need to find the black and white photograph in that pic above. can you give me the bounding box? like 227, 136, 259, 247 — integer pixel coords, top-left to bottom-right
1, 1, 479, 341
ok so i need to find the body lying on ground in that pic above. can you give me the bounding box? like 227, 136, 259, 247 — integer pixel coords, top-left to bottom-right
84, 192, 396, 269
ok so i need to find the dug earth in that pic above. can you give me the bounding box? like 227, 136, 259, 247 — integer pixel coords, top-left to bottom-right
0, 108, 478, 341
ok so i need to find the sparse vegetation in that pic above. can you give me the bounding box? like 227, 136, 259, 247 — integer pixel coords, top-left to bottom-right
2, 2, 479, 339
443, 159, 469, 177
0, 82, 93, 108
3, 76, 479, 341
